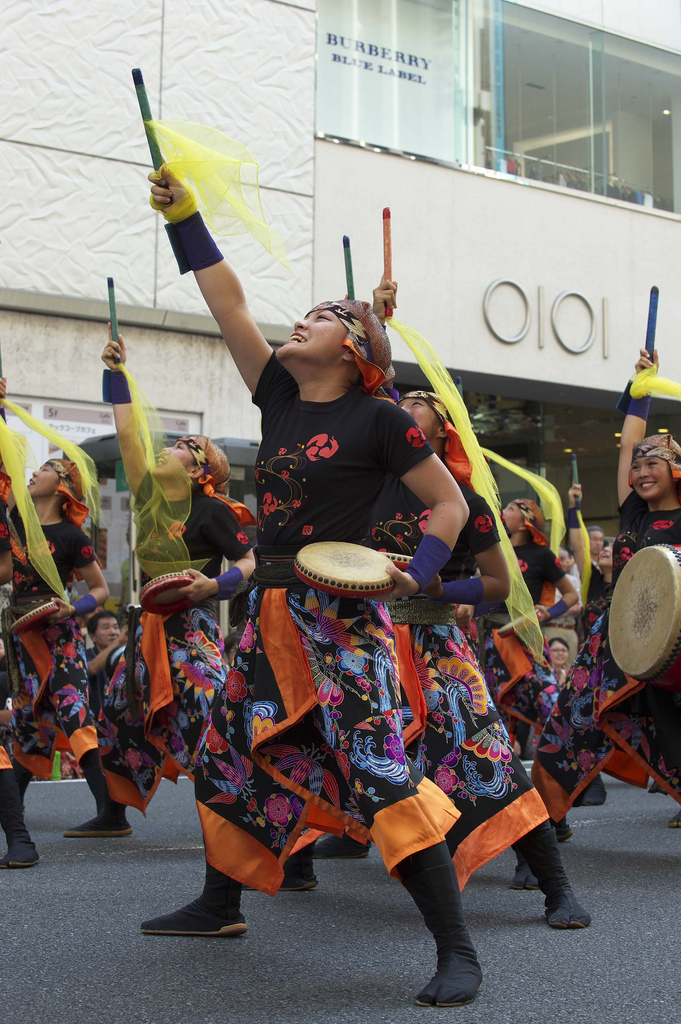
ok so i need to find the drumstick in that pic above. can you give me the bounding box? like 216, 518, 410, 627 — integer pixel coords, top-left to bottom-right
455, 376, 464, 400
645, 286, 659, 356
107, 278, 120, 362
383, 208, 393, 319
343, 236, 355, 300
132, 68, 164, 171
571, 453, 579, 486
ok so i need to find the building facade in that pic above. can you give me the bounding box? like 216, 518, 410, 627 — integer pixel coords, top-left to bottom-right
3, 0, 681, 595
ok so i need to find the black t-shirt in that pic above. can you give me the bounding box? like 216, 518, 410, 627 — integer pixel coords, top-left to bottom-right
10, 508, 95, 597
613, 491, 681, 583
253, 354, 434, 557
512, 542, 565, 605
583, 564, 611, 632
369, 477, 500, 581
0, 502, 10, 553
136, 475, 252, 581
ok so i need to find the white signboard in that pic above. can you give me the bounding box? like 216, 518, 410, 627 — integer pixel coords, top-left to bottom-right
317, 0, 457, 163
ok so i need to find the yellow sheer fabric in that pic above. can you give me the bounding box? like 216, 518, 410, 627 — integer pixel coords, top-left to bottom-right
114, 366, 208, 579
0, 416, 65, 597
386, 316, 544, 659
630, 365, 681, 401
3, 399, 100, 526
576, 509, 592, 606
145, 119, 291, 272
480, 449, 565, 556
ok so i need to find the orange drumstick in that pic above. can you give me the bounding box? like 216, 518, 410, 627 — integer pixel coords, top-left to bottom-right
383, 207, 393, 319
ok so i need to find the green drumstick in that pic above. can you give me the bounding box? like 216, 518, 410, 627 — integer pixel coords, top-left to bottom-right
571, 453, 579, 485
342, 236, 355, 300
107, 277, 119, 351
132, 68, 164, 171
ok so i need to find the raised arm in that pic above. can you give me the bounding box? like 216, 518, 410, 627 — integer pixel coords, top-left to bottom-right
618, 348, 657, 507
149, 170, 272, 395
567, 483, 586, 577
101, 332, 147, 496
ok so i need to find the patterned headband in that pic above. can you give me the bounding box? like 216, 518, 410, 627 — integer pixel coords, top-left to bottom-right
180, 437, 209, 468
400, 391, 448, 426
631, 433, 681, 468
308, 302, 374, 362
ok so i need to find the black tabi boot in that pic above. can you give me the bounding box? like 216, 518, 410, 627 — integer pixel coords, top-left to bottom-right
574, 774, 607, 806
0, 768, 39, 868
63, 749, 132, 837
668, 809, 681, 828
509, 848, 539, 890
281, 843, 318, 891
400, 842, 482, 1008
515, 821, 591, 929
12, 761, 32, 807
313, 833, 370, 859
552, 815, 573, 842
141, 860, 247, 937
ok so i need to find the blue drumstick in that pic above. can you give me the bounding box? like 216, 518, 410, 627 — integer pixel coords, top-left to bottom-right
645, 286, 659, 356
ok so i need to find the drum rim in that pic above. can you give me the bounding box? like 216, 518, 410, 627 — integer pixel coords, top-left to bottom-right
295, 541, 394, 594
11, 601, 59, 633
610, 544, 681, 681
140, 571, 195, 613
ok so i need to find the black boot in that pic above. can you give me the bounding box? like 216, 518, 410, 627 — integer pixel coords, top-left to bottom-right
281, 843, 318, 891
0, 768, 39, 868
515, 821, 591, 929
668, 809, 681, 828
12, 761, 32, 807
313, 833, 370, 859
574, 775, 607, 806
509, 849, 539, 890
63, 748, 132, 837
400, 842, 482, 1007
141, 860, 247, 937
552, 816, 573, 842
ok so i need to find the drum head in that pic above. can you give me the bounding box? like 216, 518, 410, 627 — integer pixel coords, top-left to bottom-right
610, 545, 681, 680
295, 542, 397, 597
140, 572, 195, 615
11, 601, 59, 635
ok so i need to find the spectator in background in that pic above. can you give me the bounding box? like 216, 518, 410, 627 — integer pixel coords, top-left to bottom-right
587, 525, 605, 559
223, 631, 243, 668
548, 636, 572, 688
86, 612, 124, 720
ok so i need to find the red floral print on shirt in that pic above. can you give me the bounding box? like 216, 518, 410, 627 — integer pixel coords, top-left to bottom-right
406, 426, 427, 448
651, 520, 674, 531
518, 559, 529, 572
81, 545, 94, 560
474, 515, 493, 534
305, 434, 339, 461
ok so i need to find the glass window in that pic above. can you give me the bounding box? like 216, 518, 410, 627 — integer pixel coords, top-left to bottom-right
317, 0, 681, 213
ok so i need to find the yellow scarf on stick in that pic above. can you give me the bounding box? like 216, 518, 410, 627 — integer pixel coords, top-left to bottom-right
386, 316, 544, 659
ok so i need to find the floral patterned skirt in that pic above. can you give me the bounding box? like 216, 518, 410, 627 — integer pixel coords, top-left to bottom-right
403, 622, 548, 888
483, 628, 559, 731
194, 584, 458, 896
98, 603, 226, 813
533, 610, 681, 819
12, 617, 98, 778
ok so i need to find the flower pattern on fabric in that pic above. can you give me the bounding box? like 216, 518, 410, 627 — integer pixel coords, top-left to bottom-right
194, 584, 435, 865
12, 618, 94, 771
483, 632, 559, 730
406, 623, 534, 840
98, 604, 226, 808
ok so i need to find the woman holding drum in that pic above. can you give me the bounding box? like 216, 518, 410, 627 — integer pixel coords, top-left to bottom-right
0, 381, 122, 837
96, 333, 255, 823
0, 488, 38, 867
141, 169, 484, 1009
534, 347, 681, 824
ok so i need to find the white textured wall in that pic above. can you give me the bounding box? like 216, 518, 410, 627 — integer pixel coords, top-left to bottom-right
0, 308, 262, 442
1, 0, 315, 326
313, 140, 681, 392
519, 0, 681, 53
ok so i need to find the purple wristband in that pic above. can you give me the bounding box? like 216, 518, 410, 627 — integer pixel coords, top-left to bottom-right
546, 598, 568, 620
73, 593, 98, 617
108, 370, 132, 405
627, 395, 650, 421
566, 507, 580, 528
439, 576, 484, 606
474, 600, 501, 616
215, 566, 243, 602
405, 534, 452, 592
174, 212, 224, 272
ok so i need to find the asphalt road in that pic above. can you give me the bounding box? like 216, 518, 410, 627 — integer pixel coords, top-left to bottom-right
2, 773, 678, 1024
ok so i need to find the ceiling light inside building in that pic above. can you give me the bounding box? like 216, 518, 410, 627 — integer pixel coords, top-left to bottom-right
563, 447, 573, 453
663, 109, 671, 115
614, 432, 622, 437
658, 427, 669, 433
